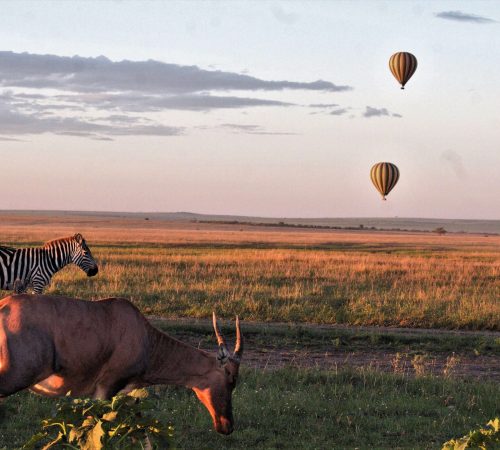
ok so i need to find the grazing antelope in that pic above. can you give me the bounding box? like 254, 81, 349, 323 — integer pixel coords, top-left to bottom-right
0, 234, 98, 294
0, 294, 242, 434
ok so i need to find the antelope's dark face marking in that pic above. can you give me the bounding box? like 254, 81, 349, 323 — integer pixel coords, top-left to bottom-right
193, 358, 240, 434
193, 313, 243, 434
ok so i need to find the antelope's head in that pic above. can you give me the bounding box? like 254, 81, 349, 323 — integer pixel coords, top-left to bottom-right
71, 234, 98, 277
193, 313, 243, 435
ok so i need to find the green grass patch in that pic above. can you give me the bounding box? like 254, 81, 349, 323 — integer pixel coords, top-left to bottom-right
1, 368, 498, 450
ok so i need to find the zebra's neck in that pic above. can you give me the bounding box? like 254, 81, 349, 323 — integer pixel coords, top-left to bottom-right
43, 238, 75, 274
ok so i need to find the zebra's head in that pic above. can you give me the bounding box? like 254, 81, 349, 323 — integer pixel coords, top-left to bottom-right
71, 234, 98, 277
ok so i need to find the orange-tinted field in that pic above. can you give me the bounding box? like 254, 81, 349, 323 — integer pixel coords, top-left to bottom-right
1, 212, 498, 330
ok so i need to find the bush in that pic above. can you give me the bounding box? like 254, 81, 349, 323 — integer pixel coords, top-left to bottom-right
442, 418, 500, 449
22, 389, 174, 449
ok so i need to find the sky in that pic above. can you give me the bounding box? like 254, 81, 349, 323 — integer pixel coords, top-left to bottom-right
0, 0, 499, 219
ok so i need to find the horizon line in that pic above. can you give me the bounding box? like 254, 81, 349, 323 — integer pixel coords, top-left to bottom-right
0, 209, 498, 222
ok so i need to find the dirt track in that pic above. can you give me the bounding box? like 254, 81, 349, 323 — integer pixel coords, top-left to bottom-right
241, 347, 500, 381
156, 319, 500, 381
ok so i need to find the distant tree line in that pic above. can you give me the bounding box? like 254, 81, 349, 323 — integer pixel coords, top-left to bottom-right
192, 220, 497, 236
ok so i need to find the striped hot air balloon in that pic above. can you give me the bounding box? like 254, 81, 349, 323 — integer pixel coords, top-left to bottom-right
389, 52, 417, 90
370, 162, 400, 200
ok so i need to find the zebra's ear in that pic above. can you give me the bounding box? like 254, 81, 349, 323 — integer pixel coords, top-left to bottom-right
74, 233, 83, 244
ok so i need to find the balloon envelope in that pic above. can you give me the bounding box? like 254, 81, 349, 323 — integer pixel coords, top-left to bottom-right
370, 162, 400, 200
389, 52, 417, 89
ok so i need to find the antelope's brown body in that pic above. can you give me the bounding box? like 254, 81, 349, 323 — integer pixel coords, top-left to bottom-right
0, 294, 242, 434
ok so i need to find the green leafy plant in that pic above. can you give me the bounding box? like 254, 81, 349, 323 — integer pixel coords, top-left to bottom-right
442, 418, 500, 450
22, 389, 174, 449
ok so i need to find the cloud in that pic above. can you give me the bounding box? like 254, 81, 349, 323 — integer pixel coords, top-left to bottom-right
55, 93, 294, 112
220, 123, 298, 135
363, 106, 389, 118
0, 51, 353, 138
271, 4, 299, 25
435, 10, 496, 23
221, 124, 261, 131
308, 104, 351, 116
0, 51, 352, 94
99, 114, 146, 124
330, 108, 349, 116
363, 106, 402, 118
309, 103, 339, 108
0, 103, 183, 137
0, 89, 291, 137
92, 136, 114, 141
441, 149, 466, 178
0, 136, 25, 141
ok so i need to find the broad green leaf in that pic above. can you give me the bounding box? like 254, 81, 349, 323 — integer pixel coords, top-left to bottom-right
102, 411, 119, 422
69, 426, 86, 443
21, 431, 47, 450
487, 418, 500, 432
82, 416, 96, 428
23, 388, 174, 449
442, 418, 500, 450
82, 420, 105, 450
40, 432, 64, 450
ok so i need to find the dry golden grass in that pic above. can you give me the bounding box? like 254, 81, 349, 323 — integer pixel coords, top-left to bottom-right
1, 213, 498, 330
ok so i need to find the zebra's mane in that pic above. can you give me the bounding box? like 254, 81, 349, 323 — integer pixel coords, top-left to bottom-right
0, 245, 16, 251
42, 235, 76, 249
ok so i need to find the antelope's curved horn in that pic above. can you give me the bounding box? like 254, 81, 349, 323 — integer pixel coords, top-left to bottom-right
233, 316, 243, 362
212, 312, 227, 348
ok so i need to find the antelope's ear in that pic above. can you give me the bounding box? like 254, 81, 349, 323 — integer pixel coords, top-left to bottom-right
74, 233, 83, 244
216, 344, 230, 366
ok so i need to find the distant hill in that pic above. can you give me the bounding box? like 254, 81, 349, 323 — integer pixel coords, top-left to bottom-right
0, 210, 498, 234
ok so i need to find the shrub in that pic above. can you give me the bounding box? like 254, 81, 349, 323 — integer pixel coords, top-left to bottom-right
442, 418, 500, 449
22, 389, 174, 449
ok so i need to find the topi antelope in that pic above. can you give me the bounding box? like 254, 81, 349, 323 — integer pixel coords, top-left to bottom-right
0, 294, 243, 435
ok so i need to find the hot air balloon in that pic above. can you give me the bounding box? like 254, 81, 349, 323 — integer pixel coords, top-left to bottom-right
370, 162, 399, 200
389, 52, 417, 89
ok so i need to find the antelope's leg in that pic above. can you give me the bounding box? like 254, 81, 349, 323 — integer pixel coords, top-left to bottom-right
0, 332, 55, 397
94, 377, 131, 400
93, 384, 113, 400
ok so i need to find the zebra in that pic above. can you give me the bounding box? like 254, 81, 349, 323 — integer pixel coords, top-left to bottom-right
0, 233, 98, 294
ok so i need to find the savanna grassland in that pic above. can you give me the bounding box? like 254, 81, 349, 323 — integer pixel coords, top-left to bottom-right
1, 213, 498, 330
0, 212, 499, 449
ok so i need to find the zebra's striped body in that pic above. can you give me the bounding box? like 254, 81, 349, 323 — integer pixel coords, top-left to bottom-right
0, 234, 98, 294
